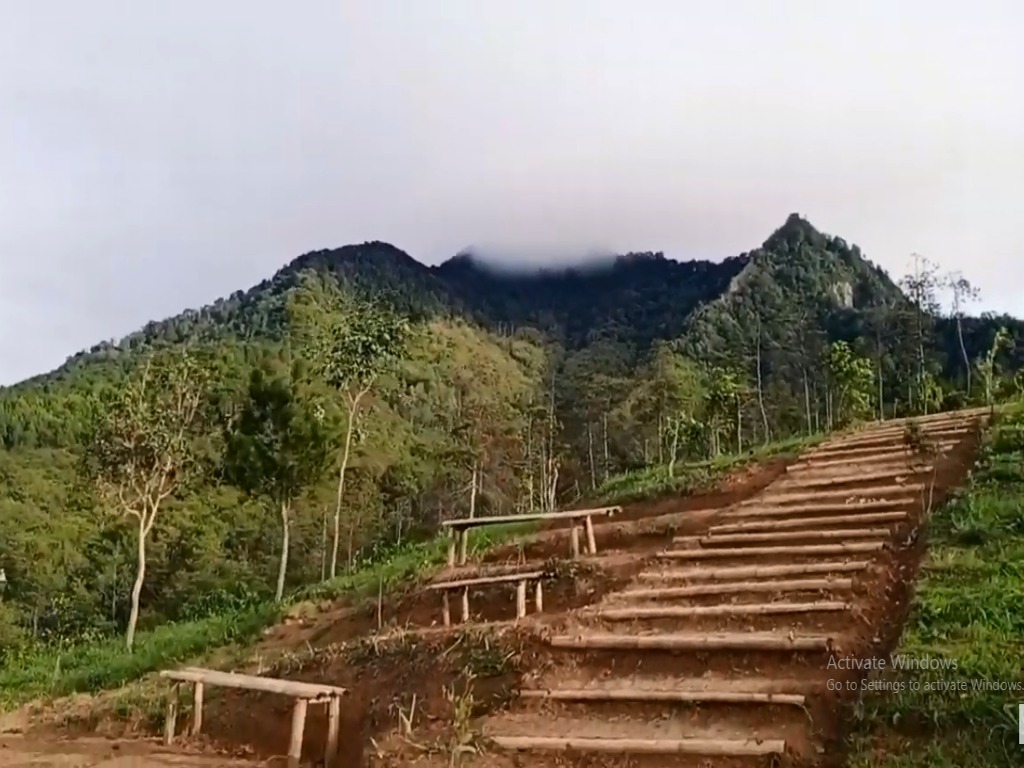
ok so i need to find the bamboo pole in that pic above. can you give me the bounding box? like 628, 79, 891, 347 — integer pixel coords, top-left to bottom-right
535, 580, 544, 612
591, 601, 850, 620
191, 682, 204, 736
547, 631, 832, 651
489, 735, 786, 755
613, 577, 854, 600
710, 512, 907, 534
163, 682, 180, 745
287, 698, 308, 768
325, 695, 341, 768
638, 561, 871, 581
516, 580, 527, 619
584, 515, 597, 554
683, 527, 890, 546
658, 542, 884, 559
518, 688, 806, 705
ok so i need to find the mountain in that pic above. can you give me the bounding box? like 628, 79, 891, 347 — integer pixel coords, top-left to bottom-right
2, 213, 1022, 643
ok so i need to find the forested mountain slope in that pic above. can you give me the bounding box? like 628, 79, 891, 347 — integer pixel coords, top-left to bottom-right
0, 213, 1021, 647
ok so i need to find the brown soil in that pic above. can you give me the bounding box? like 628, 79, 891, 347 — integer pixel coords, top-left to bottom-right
4, 410, 987, 768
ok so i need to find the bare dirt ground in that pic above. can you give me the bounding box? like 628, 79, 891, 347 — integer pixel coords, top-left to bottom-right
1, 408, 989, 768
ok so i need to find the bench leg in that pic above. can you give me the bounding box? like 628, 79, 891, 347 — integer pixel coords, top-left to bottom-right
442, 592, 451, 627
325, 695, 341, 768
191, 682, 204, 736
535, 580, 544, 613
447, 529, 456, 567
569, 524, 580, 558
461, 587, 470, 622
458, 529, 469, 565
515, 580, 527, 620
585, 515, 597, 554
163, 682, 180, 746
288, 698, 308, 768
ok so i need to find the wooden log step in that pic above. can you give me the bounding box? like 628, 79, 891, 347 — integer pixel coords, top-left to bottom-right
790, 443, 957, 470
675, 528, 890, 546
547, 631, 833, 651
590, 601, 850, 620
776, 467, 931, 490
518, 687, 806, 706
637, 561, 871, 582
755, 483, 926, 506
710, 512, 907, 534
659, 542, 885, 559
489, 735, 786, 756
725, 499, 909, 519
613, 577, 854, 600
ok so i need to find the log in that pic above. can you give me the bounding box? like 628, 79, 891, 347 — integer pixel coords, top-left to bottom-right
658, 542, 884, 559
535, 580, 544, 612
777, 467, 932, 490
446, 528, 457, 567
584, 515, 597, 554
191, 681, 204, 736
162, 668, 345, 700
724, 500, 909, 519
441, 592, 451, 627
440, 506, 620, 530
489, 735, 787, 756
614, 577, 854, 600
460, 587, 470, 622
710, 512, 907, 534
592, 601, 850, 620
638, 561, 871, 582
519, 688, 806, 706
570, 524, 580, 557
163, 682, 180, 746
686, 527, 891, 545
458, 528, 469, 565
754, 482, 927, 504
548, 631, 833, 651
325, 696, 341, 768
516, 580, 527, 619
288, 698, 308, 768
429, 571, 545, 590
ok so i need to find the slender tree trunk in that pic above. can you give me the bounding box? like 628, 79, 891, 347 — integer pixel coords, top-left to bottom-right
331, 391, 363, 580
587, 422, 596, 490
803, 369, 812, 434
469, 461, 479, 518
126, 515, 147, 652
276, 500, 291, 602
957, 316, 971, 395
601, 412, 610, 481
755, 332, 770, 443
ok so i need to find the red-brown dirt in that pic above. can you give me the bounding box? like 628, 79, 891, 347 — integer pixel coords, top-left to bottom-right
2, 408, 989, 768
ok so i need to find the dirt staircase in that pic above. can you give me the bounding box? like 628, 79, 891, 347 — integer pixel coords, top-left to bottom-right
478, 408, 988, 766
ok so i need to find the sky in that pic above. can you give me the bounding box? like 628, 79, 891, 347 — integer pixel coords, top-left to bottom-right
1, 1, 1021, 386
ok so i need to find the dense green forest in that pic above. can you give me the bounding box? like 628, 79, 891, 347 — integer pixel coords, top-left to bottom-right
0, 213, 1021, 654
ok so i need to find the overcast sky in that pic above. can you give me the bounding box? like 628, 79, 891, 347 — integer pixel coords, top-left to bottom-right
1, 1, 1021, 385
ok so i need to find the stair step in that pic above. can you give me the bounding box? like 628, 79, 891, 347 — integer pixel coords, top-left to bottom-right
637, 561, 871, 582
548, 630, 833, 651
659, 542, 885, 559
489, 735, 786, 756
614, 577, 854, 600
675, 527, 890, 546
710, 511, 907, 533
588, 601, 850, 620
519, 686, 806, 705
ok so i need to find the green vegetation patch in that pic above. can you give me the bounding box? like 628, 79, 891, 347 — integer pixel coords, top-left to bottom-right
847, 408, 1024, 767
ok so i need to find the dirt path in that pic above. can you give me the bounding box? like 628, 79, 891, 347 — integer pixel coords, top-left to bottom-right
0, 736, 254, 767
463, 408, 986, 767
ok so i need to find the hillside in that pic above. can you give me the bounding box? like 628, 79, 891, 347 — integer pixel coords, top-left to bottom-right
0, 213, 1022, 659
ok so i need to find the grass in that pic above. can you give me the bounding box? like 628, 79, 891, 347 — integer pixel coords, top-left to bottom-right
596, 432, 821, 505
846, 407, 1024, 767
0, 432, 817, 713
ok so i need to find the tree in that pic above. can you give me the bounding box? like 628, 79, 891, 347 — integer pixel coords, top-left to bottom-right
82, 349, 211, 651
899, 254, 943, 413
825, 341, 874, 427
976, 327, 1012, 406
947, 273, 979, 395
289, 273, 409, 579
222, 365, 331, 601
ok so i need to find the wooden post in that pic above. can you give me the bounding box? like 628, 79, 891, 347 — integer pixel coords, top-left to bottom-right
441, 592, 451, 626
458, 528, 469, 565
535, 580, 544, 613
584, 515, 597, 554
163, 682, 180, 745
446, 528, 457, 567
461, 587, 470, 622
569, 524, 580, 558
191, 681, 204, 736
515, 580, 527, 619
288, 698, 308, 768
324, 695, 341, 768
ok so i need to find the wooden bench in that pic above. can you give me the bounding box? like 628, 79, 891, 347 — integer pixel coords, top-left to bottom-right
160, 666, 346, 768
427, 570, 546, 626
439, 506, 621, 566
